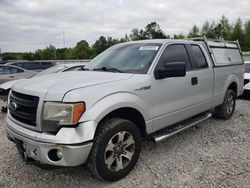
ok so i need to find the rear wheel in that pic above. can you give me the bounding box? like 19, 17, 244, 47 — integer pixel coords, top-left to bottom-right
87, 118, 141, 181
214, 89, 236, 119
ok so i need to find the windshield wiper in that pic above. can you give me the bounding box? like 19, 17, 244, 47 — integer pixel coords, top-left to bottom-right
93, 66, 123, 73
81, 67, 89, 71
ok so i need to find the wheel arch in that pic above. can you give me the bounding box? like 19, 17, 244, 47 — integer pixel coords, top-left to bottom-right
224, 74, 242, 96
79, 92, 151, 137
227, 82, 237, 94
98, 107, 147, 137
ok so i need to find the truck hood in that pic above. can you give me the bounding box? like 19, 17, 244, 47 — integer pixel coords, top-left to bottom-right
12, 71, 133, 101
0, 79, 26, 90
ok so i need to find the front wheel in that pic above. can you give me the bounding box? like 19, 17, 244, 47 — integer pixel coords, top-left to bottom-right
87, 118, 141, 181
214, 89, 236, 119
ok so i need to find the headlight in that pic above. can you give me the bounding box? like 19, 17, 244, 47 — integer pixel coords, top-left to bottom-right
43, 102, 85, 125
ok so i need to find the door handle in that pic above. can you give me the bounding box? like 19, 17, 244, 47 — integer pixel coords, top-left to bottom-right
9, 76, 15, 78
191, 77, 198, 85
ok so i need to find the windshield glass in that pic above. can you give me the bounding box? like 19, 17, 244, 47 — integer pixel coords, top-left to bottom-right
245, 63, 250, 73
86, 43, 161, 74
34, 65, 66, 77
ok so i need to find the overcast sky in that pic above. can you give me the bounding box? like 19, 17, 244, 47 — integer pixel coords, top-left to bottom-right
0, 0, 249, 52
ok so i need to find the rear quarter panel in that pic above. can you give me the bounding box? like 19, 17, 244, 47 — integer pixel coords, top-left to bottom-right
213, 65, 244, 107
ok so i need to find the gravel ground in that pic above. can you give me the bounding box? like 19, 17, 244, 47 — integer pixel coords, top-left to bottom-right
0, 98, 249, 188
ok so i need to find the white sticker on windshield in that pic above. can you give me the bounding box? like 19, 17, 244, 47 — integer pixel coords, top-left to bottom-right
139, 46, 159, 51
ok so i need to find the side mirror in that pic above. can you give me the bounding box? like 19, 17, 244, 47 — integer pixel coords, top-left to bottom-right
155, 62, 186, 79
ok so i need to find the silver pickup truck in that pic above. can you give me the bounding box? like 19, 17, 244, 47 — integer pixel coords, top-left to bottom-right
5, 38, 244, 181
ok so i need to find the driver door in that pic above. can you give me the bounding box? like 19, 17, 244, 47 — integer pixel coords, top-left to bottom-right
151, 44, 199, 131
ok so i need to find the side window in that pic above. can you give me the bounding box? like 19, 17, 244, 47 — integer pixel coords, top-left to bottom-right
190, 45, 208, 69
158, 44, 192, 71
11, 67, 24, 73
0, 66, 11, 75
24, 62, 40, 70
12, 63, 24, 68
41, 62, 54, 69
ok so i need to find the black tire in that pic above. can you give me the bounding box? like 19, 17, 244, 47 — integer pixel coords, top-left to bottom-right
87, 118, 141, 181
214, 89, 236, 119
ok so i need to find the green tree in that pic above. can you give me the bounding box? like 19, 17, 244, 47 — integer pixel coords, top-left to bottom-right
55, 48, 68, 60
201, 21, 216, 38
143, 22, 169, 39
231, 18, 245, 48
218, 15, 231, 39
120, 34, 130, 42
72, 40, 91, 59
91, 36, 118, 57
42, 44, 57, 60
188, 25, 200, 37
22, 52, 34, 60
173, 33, 185, 39
244, 20, 250, 51
129, 28, 145, 40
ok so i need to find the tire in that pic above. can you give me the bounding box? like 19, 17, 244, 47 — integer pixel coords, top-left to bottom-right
214, 89, 236, 119
87, 118, 142, 181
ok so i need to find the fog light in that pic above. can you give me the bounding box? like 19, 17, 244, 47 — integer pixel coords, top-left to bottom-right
56, 150, 62, 159
48, 149, 62, 162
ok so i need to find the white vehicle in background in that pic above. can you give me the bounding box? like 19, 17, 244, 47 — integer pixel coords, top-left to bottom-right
243, 61, 250, 93
34, 62, 87, 76
0, 65, 37, 85
0, 63, 86, 112
0, 63, 86, 94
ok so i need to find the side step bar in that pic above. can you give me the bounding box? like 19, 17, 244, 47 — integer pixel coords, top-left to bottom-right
153, 112, 212, 142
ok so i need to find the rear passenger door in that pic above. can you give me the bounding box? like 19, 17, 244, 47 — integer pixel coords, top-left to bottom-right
187, 44, 214, 107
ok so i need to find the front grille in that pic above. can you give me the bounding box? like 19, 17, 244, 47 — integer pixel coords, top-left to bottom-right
9, 91, 39, 126
244, 79, 250, 86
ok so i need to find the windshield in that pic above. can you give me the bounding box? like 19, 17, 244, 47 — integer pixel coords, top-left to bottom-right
34, 65, 66, 77
245, 63, 250, 73
86, 43, 161, 74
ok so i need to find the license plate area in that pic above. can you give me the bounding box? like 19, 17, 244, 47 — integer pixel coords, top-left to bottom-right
15, 139, 40, 163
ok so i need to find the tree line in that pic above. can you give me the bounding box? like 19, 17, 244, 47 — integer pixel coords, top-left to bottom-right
2, 15, 250, 61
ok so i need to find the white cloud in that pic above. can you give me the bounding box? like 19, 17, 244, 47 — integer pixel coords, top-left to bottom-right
0, 0, 249, 52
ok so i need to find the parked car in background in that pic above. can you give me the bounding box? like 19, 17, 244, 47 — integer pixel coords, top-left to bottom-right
0, 63, 87, 101
34, 63, 87, 77
0, 65, 36, 85
243, 61, 250, 93
6, 61, 56, 72
0, 60, 8, 65
1, 63, 86, 90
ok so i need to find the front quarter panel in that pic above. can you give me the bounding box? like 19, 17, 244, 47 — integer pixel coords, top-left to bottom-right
63, 74, 154, 133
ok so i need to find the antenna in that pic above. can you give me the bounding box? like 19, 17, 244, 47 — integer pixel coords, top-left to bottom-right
63, 29, 65, 48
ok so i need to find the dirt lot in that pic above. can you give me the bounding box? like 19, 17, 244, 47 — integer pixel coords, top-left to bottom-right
0, 98, 249, 188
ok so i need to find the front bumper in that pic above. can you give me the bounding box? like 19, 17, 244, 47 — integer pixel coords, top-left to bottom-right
5, 115, 96, 167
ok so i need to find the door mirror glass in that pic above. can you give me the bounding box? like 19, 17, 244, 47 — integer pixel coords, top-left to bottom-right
156, 62, 186, 79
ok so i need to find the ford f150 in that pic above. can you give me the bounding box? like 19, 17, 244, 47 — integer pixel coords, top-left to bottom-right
5, 37, 244, 181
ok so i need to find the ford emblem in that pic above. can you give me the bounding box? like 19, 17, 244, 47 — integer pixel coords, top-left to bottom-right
10, 101, 18, 111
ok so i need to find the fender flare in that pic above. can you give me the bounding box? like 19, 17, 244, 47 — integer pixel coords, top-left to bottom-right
78, 92, 151, 124
224, 74, 241, 96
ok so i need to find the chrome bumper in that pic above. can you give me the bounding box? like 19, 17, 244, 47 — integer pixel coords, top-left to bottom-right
5, 115, 95, 167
